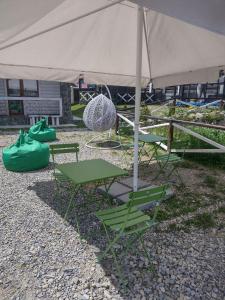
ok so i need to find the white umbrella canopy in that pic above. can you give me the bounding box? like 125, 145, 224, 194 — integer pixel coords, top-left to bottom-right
1, 0, 225, 86
132, 0, 225, 36
154, 65, 225, 88
0, 0, 149, 86
1, 0, 225, 191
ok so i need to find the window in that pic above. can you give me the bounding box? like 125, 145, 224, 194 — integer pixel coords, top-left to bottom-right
7, 79, 38, 97
7, 79, 21, 96
8, 100, 24, 115
23, 80, 38, 97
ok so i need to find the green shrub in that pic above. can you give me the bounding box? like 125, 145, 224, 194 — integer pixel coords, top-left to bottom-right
150, 125, 225, 168
140, 106, 151, 124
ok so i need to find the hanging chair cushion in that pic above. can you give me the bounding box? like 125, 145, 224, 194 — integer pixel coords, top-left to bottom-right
83, 94, 117, 132
28, 119, 56, 142
2, 131, 50, 172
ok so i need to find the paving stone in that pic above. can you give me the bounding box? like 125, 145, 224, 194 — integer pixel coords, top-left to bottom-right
119, 177, 150, 188
117, 185, 174, 210
97, 182, 132, 197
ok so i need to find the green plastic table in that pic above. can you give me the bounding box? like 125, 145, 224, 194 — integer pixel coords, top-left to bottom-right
138, 134, 167, 144
56, 159, 128, 222
138, 133, 167, 164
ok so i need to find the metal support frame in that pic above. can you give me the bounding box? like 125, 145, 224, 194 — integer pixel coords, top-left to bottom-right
63, 175, 119, 236
133, 6, 144, 192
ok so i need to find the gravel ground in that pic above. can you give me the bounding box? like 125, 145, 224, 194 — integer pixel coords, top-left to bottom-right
0, 129, 225, 300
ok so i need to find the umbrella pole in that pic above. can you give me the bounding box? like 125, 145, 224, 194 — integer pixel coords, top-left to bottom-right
133, 6, 144, 192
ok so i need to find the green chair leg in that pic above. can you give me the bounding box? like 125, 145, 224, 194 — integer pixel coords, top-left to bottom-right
152, 161, 167, 180
123, 231, 154, 271
102, 225, 127, 285
122, 233, 140, 257
164, 162, 184, 186
140, 236, 155, 272
168, 166, 185, 187
98, 227, 123, 262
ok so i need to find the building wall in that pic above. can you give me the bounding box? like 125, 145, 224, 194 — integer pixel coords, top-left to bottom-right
0, 80, 72, 125
23, 100, 61, 116
0, 101, 8, 116
0, 79, 6, 96
39, 81, 60, 98
0, 80, 8, 118
0, 115, 28, 125
60, 83, 73, 124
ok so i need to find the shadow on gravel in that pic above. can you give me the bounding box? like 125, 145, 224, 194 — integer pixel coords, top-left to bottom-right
28, 180, 157, 297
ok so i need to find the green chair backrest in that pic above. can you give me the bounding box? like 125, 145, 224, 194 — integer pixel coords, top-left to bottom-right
119, 125, 134, 137
128, 184, 168, 208
50, 143, 79, 162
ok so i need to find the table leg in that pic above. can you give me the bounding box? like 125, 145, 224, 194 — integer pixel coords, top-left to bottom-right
140, 142, 158, 165
103, 177, 117, 205
64, 184, 81, 221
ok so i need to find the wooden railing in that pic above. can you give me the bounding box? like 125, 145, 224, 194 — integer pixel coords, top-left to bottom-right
117, 112, 225, 154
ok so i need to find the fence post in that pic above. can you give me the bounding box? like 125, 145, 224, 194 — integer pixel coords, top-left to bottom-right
173, 98, 176, 115
169, 98, 176, 116
220, 99, 224, 111
167, 120, 174, 153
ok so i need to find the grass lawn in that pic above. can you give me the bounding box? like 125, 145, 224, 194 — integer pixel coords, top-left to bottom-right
71, 104, 86, 128
71, 103, 86, 118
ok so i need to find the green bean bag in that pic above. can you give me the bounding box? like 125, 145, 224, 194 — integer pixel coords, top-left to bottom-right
28, 119, 56, 142
2, 130, 50, 172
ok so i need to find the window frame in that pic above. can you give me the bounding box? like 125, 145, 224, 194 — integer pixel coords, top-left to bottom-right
8, 100, 24, 116
7, 79, 39, 97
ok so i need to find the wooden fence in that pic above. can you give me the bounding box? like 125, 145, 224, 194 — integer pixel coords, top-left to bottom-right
117, 112, 225, 154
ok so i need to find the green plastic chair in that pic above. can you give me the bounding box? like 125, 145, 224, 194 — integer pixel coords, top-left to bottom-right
96, 184, 168, 283
153, 152, 184, 185
118, 124, 143, 168
50, 143, 79, 187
